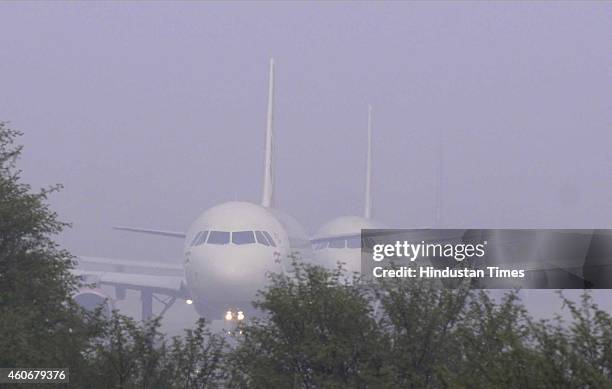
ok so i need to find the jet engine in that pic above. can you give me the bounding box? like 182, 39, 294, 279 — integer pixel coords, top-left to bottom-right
73, 287, 114, 318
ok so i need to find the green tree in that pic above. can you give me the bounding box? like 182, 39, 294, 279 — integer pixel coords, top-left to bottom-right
527, 292, 612, 388
228, 261, 391, 388
443, 290, 541, 388
87, 311, 226, 389
228, 259, 612, 388
0, 122, 100, 385
373, 276, 472, 388
0, 122, 224, 389
162, 318, 228, 388
87, 312, 165, 388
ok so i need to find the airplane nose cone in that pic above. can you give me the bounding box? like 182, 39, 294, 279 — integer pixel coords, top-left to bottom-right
186, 245, 283, 304
208, 252, 268, 287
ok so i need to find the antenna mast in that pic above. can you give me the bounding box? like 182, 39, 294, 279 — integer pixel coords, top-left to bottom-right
364, 105, 373, 219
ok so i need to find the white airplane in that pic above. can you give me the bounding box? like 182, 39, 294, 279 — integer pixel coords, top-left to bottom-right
74, 59, 312, 322
311, 105, 387, 273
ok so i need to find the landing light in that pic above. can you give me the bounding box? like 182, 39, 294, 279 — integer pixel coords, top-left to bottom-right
237, 311, 245, 321
185, 299, 193, 305
225, 311, 233, 321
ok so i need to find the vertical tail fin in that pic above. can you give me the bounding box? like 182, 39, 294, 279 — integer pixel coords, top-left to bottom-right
364, 105, 373, 219
261, 58, 275, 208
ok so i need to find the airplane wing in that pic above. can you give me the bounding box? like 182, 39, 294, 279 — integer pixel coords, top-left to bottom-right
75, 256, 186, 291
113, 226, 186, 239
72, 269, 186, 297
77, 256, 184, 276
74, 256, 190, 319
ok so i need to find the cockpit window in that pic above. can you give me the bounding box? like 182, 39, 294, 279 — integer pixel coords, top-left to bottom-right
193, 230, 276, 246
255, 231, 270, 246
196, 231, 209, 246
232, 231, 255, 245
190, 232, 202, 246
262, 231, 276, 247
328, 239, 346, 249
207, 230, 230, 245
346, 237, 361, 249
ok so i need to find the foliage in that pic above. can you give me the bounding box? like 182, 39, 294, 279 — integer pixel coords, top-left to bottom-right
0, 122, 101, 386
86, 314, 227, 389
2, 122, 612, 388
227, 262, 390, 388
162, 318, 228, 388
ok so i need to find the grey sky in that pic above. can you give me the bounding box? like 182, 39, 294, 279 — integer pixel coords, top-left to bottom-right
1, 2, 611, 324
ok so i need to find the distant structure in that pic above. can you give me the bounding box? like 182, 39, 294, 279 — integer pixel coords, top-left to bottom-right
435, 125, 443, 227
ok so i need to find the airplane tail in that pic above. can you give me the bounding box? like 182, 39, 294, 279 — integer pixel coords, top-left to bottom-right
261, 58, 275, 208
